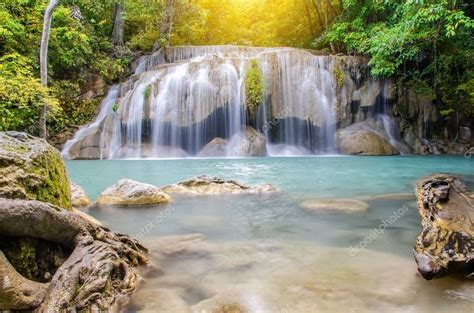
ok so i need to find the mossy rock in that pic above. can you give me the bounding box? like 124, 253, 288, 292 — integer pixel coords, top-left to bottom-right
0, 132, 72, 209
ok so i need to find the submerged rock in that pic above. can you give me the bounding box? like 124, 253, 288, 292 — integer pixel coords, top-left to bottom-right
191, 292, 248, 313
70, 182, 91, 208
97, 179, 171, 206
0, 132, 72, 209
161, 175, 277, 195
414, 174, 474, 280
337, 122, 399, 156
301, 199, 369, 213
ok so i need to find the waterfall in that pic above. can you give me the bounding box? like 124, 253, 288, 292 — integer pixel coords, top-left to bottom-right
63, 46, 401, 159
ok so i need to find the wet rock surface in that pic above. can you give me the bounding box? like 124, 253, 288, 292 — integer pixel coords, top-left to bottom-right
70, 182, 91, 208
97, 179, 171, 206
337, 123, 399, 156
301, 199, 370, 213
161, 175, 277, 195
414, 174, 474, 280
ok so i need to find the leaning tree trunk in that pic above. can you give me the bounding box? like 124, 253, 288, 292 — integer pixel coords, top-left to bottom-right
0, 199, 148, 311
111, 0, 125, 47
39, 0, 59, 139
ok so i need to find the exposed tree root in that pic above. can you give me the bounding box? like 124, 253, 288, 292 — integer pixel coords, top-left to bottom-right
0, 251, 48, 310
0, 198, 148, 311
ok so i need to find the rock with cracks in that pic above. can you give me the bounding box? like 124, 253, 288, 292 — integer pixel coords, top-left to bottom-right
161, 175, 277, 195
0, 198, 148, 311
413, 174, 474, 280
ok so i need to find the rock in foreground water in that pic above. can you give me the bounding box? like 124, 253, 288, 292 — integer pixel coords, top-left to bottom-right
0, 131, 71, 209
161, 175, 277, 195
414, 174, 474, 280
301, 199, 369, 213
97, 179, 171, 206
70, 182, 91, 208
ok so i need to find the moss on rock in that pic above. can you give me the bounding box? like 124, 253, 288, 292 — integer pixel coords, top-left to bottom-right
0, 132, 72, 209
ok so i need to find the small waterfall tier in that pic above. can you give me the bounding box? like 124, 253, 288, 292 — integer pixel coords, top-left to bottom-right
63, 45, 405, 159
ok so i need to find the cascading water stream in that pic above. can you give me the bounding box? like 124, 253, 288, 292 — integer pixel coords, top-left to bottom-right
62, 46, 403, 159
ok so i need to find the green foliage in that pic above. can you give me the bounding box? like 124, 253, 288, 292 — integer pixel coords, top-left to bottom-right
112, 102, 119, 113
0, 53, 59, 133
333, 63, 345, 90
144, 85, 152, 100
0, 0, 127, 137
245, 59, 264, 120
321, 0, 474, 117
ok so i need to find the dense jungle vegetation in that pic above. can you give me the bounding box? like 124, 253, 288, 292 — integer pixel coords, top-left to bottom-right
0, 0, 472, 140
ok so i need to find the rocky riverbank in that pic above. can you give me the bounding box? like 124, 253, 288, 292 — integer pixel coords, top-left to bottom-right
0, 132, 147, 311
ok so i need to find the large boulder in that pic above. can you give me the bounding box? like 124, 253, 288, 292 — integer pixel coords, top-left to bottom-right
0, 132, 71, 209
413, 174, 474, 280
337, 124, 399, 156
161, 175, 277, 195
227, 127, 267, 157
70, 182, 91, 208
198, 138, 228, 157
97, 179, 171, 206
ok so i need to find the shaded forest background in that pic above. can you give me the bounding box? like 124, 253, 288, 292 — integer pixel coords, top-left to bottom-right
0, 0, 472, 141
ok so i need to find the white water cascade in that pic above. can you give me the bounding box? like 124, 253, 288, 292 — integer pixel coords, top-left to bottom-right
62, 46, 401, 159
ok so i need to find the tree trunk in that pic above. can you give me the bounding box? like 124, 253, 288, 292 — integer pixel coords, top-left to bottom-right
154, 0, 175, 50
39, 0, 59, 139
111, 0, 125, 47
0, 252, 48, 311
311, 0, 324, 30
304, 1, 317, 37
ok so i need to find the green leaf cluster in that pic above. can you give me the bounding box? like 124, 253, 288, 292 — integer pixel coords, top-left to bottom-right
245, 59, 265, 121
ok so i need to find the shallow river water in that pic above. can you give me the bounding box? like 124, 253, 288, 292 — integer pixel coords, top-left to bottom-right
66, 156, 474, 312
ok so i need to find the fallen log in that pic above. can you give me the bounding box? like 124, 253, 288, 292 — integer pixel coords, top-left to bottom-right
0, 198, 148, 311
413, 174, 474, 280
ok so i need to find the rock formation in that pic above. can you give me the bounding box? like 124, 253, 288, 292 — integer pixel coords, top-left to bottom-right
198, 138, 228, 157
0, 199, 148, 311
0, 132, 148, 311
70, 182, 91, 208
413, 174, 474, 280
97, 179, 171, 206
337, 121, 399, 156
161, 175, 277, 195
0, 132, 71, 209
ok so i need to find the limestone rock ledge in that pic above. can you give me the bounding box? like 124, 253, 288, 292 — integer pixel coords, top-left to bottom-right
161, 175, 277, 195
414, 174, 474, 280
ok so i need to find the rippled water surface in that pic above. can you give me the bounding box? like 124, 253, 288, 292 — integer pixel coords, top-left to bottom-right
66, 156, 474, 312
